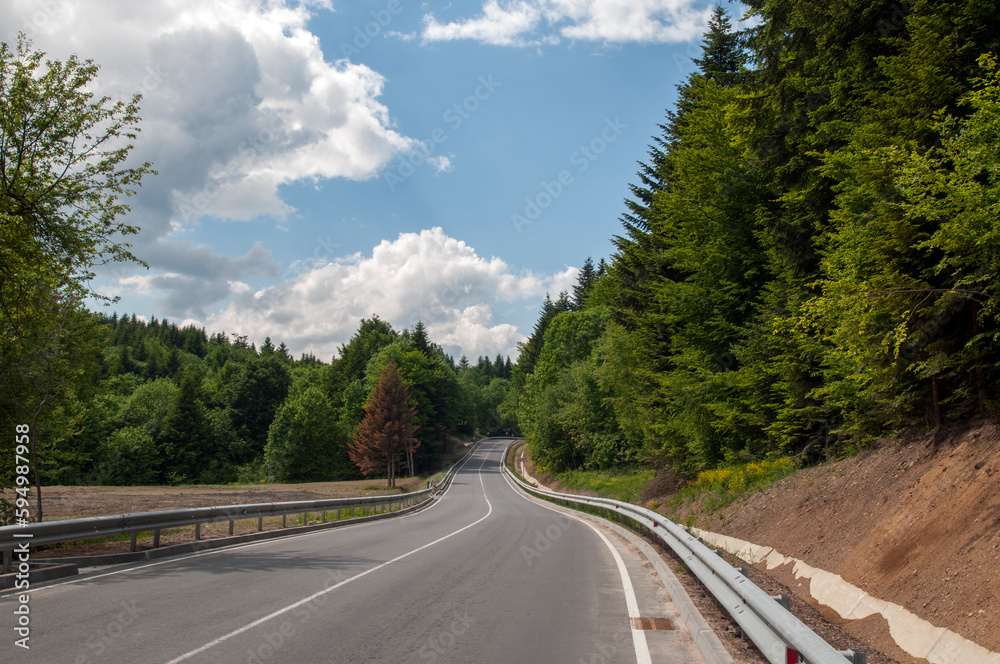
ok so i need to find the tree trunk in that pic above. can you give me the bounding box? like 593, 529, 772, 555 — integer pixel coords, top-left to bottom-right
30, 412, 43, 523
931, 376, 942, 431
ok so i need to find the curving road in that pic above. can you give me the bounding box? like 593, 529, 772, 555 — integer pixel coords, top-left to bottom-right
3, 439, 704, 663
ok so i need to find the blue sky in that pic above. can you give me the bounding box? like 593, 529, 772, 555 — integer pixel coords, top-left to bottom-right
3, 0, 741, 361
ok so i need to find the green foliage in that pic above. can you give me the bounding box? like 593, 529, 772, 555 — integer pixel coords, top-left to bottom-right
94, 427, 159, 486
555, 468, 656, 504
265, 386, 351, 482
669, 457, 798, 512
220, 353, 292, 460
0, 34, 154, 491
509, 1, 1000, 482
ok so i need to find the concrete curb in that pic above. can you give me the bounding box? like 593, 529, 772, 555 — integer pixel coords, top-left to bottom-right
0, 562, 81, 590
603, 520, 735, 664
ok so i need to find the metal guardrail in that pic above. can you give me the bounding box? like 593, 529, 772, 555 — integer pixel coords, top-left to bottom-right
0, 437, 499, 574
501, 442, 865, 664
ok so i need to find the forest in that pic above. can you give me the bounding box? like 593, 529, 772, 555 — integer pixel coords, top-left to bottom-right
4, 0, 1000, 494
16, 313, 515, 487
505, 0, 1000, 476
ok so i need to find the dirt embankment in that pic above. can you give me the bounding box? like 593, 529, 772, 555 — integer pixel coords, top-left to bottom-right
663, 420, 1000, 662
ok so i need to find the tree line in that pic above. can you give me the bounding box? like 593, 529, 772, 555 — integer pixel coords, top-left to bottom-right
505, 1, 1000, 476
15, 313, 514, 489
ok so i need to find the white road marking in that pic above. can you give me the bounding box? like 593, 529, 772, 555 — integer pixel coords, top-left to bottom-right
163, 451, 496, 664
500, 463, 653, 664
20, 443, 487, 595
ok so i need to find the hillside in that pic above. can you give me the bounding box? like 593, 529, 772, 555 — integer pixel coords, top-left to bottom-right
662, 421, 1000, 663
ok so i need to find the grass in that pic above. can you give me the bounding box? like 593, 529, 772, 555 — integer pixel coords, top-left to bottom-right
554, 467, 657, 504
668, 457, 799, 513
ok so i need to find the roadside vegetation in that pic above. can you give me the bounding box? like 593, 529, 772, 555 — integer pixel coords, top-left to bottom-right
504, 2, 1000, 485
7, 2, 1000, 526
551, 468, 656, 504
662, 457, 799, 515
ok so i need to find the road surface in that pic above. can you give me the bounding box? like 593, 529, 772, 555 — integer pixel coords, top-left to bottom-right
3, 439, 705, 663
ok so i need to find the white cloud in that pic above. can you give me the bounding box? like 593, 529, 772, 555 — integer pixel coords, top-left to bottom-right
0, 0, 424, 319
423, 0, 543, 46
428, 155, 454, 173
204, 227, 573, 360
419, 0, 712, 46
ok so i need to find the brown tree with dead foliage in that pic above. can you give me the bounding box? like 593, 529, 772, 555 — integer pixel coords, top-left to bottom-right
349, 362, 418, 488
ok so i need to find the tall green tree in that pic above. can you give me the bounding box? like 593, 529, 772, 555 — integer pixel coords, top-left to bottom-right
156, 366, 212, 484
1, 33, 151, 501
222, 353, 292, 461
265, 386, 348, 482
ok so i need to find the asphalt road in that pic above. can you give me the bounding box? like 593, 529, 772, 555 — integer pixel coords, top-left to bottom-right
2, 439, 704, 663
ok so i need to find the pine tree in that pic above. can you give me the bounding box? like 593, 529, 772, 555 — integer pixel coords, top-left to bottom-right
157, 366, 211, 483
694, 4, 746, 86
572, 257, 597, 309
349, 362, 418, 487
411, 321, 431, 357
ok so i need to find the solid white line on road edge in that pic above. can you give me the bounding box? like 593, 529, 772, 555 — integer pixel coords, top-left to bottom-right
23, 439, 489, 595
577, 519, 654, 664
163, 450, 496, 664
499, 466, 653, 664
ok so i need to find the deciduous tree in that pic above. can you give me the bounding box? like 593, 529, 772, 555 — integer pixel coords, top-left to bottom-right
349, 362, 418, 487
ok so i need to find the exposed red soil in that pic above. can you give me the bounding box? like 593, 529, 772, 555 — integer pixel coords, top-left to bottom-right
663, 420, 1000, 662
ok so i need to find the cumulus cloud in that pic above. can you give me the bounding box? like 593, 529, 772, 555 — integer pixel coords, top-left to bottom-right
204, 227, 575, 360
420, 0, 712, 46
1, 0, 419, 318
423, 0, 544, 46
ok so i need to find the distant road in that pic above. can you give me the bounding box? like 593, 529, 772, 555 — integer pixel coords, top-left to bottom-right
4, 440, 702, 663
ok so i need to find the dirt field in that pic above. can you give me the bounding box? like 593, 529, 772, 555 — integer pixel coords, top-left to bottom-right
2, 477, 435, 559
9, 477, 428, 521
4, 441, 473, 560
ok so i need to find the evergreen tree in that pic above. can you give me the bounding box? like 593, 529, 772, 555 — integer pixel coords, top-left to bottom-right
572, 257, 597, 309
410, 321, 431, 357
157, 366, 211, 483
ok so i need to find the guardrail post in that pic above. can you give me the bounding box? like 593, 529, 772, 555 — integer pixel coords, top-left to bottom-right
302, 511, 307, 526
130, 532, 138, 552
282, 514, 287, 528
2, 548, 12, 573
772, 594, 790, 611
336, 508, 341, 520
228, 520, 234, 536
838, 649, 866, 664
195, 523, 201, 540
322, 510, 326, 523
257, 516, 263, 532
153, 528, 161, 548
